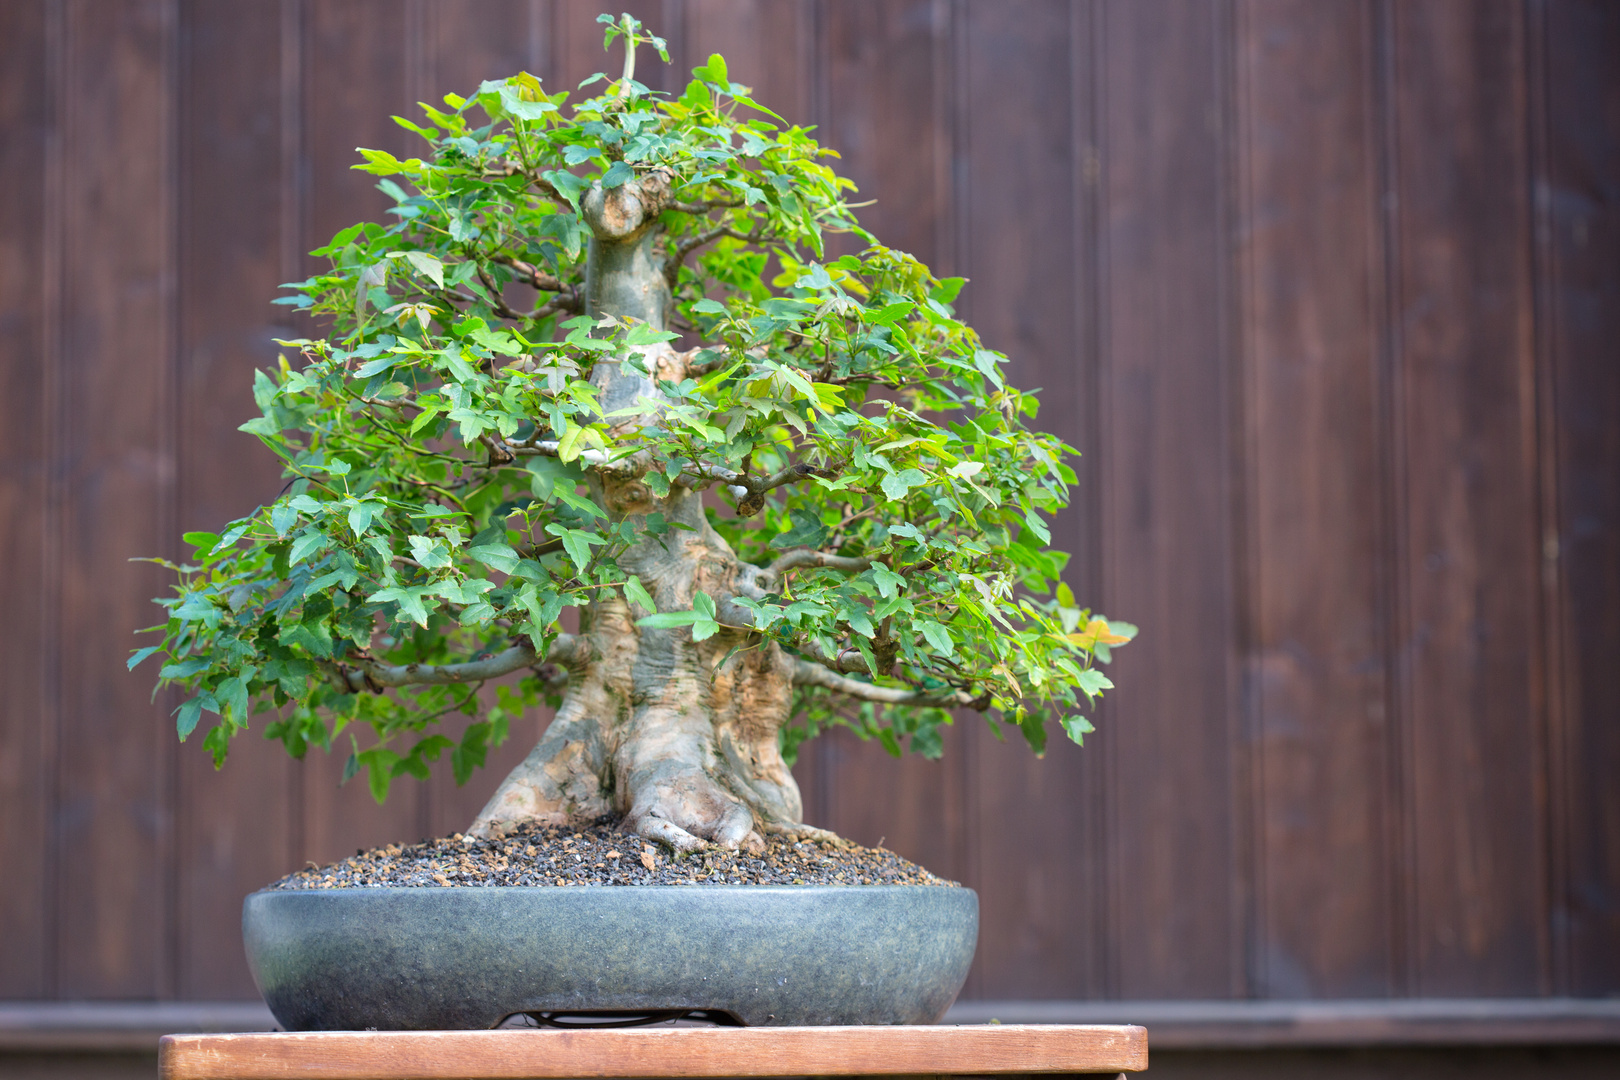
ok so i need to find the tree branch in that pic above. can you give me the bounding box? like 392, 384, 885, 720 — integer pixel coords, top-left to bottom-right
665, 225, 769, 288
791, 658, 978, 708
333, 635, 582, 692
506, 439, 645, 475
669, 198, 744, 215
488, 254, 578, 301
767, 549, 873, 576
686, 460, 841, 516
475, 263, 581, 322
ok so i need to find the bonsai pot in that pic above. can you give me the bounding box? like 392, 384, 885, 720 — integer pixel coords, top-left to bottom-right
244, 884, 978, 1030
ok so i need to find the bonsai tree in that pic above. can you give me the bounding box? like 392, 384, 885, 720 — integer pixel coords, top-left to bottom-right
136, 15, 1133, 855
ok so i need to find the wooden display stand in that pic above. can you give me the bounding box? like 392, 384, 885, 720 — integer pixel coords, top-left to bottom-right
159, 1024, 1148, 1079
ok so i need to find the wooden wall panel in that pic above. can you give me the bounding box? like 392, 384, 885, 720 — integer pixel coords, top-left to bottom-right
818, 0, 952, 264
551, 0, 676, 100
1540, 0, 1620, 997
1098, 0, 1245, 999
955, 0, 1102, 1002
52, 0, 179, 998
1, 0, 1618, 1009
681, 0, 815, 126
1388, 0, 1549, 996
1234, 0, 1394, 997
172, 0, 298, 999
0, 0, 52, 1000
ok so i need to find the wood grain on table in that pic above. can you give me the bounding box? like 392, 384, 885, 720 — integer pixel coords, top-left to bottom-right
159, 1024, 1148, 1079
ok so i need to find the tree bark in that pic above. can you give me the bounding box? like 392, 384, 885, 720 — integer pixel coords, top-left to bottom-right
467, 173, 813, 853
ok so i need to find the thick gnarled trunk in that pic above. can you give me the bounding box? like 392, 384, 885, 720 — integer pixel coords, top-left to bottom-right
467, 173, 807, 853
467, 482, 807, 853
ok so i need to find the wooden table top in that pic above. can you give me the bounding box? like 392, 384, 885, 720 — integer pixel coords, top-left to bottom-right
158, 1024, 1149, 1079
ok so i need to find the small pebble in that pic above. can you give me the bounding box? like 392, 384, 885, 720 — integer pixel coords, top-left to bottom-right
269, 815, 958, 890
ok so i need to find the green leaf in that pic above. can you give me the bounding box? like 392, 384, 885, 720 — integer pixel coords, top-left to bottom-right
1060, 715, 1095, 745
217, 676, 249, 724
408, 534, 452, 569
769, 508, 828, 550
347, 500, 379, 537
867, 301, 915, 326
556, 422, 588, 462
541, 169, 590, 211
1076, 668, 1114, 702
916, 620, 956, 657
271, 503, 298, 538
368, 585, 434, 627
498, 85, 556, 121
354, 354, 398, 379
469, 542, 520, 574
127, 645, 161, 671
881, 468, 928, 500
871, 565, 906, 598
175, 695, 206, 739
552, 485, 606, 518
701, 53, 729, 85
637, 610, 700, 629
363, 749, 401, 803
600, 161, 634, 189
409, 403, 443, 436
973, 348, 1005, 388
161, 656, 211, 679
545, 524, 605, 575
623, 575, 657, 615
289, 529, 327, 565
1018, 710, 1047, 756
793, 264, 832, 290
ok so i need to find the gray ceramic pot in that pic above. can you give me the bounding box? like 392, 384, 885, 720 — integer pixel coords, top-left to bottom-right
244, 885, 978, 1030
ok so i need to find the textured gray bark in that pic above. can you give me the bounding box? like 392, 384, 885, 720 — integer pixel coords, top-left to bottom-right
468, 174, 813, 853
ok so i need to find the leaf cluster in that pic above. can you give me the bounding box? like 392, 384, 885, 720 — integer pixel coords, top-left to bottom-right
135, 20, 1133, 798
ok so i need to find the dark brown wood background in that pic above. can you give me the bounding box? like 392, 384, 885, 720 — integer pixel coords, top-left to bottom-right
1, 0, 1616, 1008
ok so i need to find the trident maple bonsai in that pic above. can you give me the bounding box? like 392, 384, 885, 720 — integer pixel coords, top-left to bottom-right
136, 15, 1133, 855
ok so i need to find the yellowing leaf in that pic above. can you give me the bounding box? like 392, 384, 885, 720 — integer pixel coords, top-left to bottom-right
1068, 617, 1131, 650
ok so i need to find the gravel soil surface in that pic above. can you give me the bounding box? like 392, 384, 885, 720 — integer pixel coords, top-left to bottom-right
269, 817, 958, 890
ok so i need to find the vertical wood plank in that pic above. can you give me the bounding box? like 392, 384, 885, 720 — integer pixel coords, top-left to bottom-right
53, 0, 179, 998
551, 0, 676, 100
1539, 0, 1620, 997
681, 0, 814, 127
819, 0, 951, 265
1098, 0, 1245, 999
954, 0, 1102, 1002
1389, 0, 1547, 995
172, 0, 299, 999
0, 0, 51, 1000
1234, 0, 1395, 997
296, 0, 431, 865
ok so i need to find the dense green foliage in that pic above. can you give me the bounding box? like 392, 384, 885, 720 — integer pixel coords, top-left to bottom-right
135, 16, 1133, 801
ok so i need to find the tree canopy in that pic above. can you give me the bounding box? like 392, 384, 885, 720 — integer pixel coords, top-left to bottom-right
135, 15, 1133, 803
